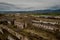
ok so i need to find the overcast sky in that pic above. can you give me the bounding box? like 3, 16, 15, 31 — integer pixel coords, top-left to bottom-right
0, 0, 60, 10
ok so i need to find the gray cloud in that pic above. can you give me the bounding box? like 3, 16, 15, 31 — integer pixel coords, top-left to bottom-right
0, 0, 60, 10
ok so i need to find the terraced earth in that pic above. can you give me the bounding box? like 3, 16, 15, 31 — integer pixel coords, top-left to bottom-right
0, 13, 60, 40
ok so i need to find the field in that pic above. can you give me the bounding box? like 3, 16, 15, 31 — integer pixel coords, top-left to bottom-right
0, 13, 60, 40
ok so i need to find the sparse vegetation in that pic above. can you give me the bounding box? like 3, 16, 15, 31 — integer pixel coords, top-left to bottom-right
0, 13, 60, 40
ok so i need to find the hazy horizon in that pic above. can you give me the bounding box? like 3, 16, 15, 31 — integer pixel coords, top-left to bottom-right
0, 0, 60, 11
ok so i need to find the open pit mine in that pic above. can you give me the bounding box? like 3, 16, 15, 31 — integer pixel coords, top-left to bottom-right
0, 13, 60, 40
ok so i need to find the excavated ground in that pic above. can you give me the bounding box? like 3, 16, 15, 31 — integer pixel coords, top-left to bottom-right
0, 14, 60, 40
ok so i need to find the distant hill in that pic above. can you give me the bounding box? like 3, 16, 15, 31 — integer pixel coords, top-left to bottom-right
31, 9, 60, 13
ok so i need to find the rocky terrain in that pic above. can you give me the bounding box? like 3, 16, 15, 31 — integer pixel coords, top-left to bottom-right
0, 13, 60, 40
